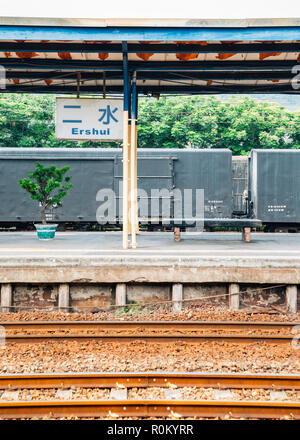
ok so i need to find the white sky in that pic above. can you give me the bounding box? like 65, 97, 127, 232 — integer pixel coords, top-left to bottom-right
0, 0, 299, 20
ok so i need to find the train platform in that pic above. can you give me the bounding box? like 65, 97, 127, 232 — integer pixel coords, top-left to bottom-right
0, 231, 299, 285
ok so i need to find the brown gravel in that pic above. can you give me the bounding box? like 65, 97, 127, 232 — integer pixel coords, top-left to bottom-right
128, 387, 300, 402
14, 388, 111, 401
0, 340, 298, 375
0, 305, 299, 420
1, 386, 298, 402
4, 327, 296, 337
0, 304, 299, 323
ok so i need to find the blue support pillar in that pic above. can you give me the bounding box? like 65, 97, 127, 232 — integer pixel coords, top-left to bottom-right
130, 71, 138, 244
122, 41, 129, 112
131, 71, 137, 120
122, 41, 130, 249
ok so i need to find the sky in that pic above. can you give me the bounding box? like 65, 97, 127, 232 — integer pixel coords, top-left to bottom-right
0, 0, 299, 19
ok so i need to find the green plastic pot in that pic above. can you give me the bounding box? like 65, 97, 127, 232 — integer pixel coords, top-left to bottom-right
34, 224, 58, 240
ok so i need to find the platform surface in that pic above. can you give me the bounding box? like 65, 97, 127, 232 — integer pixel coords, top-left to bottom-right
0, 231, 299, 267
0, 231, 300, 283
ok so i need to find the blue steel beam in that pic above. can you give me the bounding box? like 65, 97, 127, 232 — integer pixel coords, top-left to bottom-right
1, 25, 300, 41
1, 42, 300, 53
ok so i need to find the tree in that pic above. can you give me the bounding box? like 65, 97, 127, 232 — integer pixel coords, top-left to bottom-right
0, 94, 120, 149
137, 95, 299, 154
0, 94, 299, 154
18, 163, 72, 224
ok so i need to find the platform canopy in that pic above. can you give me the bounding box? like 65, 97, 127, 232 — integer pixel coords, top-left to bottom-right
0, 15, 299, 249
0, 16, 300, 95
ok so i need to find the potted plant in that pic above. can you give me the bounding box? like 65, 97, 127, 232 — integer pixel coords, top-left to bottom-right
18, 162, 72, 240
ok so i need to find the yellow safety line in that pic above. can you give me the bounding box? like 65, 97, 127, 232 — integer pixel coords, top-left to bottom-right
0, 248, 46, 251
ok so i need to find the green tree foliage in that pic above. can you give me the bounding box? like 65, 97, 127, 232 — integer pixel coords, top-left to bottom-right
0, 94, 299, 154
18, 163, 72, 224
138, 96, 299, 154
0, 94, 120, 148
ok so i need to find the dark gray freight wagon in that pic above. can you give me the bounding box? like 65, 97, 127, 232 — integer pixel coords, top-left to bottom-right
249, 149, 300, 229
232, 156, 248, 216
0, 148, 233, 226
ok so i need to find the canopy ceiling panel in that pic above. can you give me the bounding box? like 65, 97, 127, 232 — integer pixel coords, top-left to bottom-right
0, 20, 299, 94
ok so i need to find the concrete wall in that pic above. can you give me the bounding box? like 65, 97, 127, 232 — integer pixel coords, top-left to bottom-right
184, 284, 227, 306
70, 284, 113, 312
127, 284, 171, 305
5, 282, 295, 312
240, 285, 285, 308
13, 284, 58, 310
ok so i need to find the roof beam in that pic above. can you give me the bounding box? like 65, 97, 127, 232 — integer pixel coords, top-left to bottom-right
1, 25, 300, 42
1, 84, 299, 94
1, 42, 300, 54
0, 59, 297, 71
4, 70, 296, 81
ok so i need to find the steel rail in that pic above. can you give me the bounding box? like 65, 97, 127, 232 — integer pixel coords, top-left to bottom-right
0, 372, 299, 390
2, 335, 294, 344
1, 320, 297, 330
0, 320, 297, 344
0, 399, 299, 419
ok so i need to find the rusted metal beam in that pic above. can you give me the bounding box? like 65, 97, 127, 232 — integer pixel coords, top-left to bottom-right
2, 334, 294, 344
0, 372, 299, 390
0, 399, 299, 419
0, 320, 297, 344
1, 320, 297, 331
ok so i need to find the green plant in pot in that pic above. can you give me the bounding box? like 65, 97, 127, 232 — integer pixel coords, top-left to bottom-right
18, 163, 72, 240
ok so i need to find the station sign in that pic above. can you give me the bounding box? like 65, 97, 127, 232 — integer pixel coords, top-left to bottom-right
56, 98, 123, 141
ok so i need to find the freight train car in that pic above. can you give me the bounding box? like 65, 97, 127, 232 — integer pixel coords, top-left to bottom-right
249, 149, 300, 232
7, 148, 299, 238
0, 148, 233, 227
232, 156, 248, 216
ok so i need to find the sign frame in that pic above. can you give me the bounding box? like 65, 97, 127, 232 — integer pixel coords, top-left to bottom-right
55, 97, 124, 142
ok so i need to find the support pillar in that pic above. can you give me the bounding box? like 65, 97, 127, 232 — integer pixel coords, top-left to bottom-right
58, 284, 70, 312
122, 41, 130, 250
1, 283, 12, 313
127, 123, 132, 235
134, 125, 139, 235
172, 283, 183, 313
229, 283, 240, 311
242, 227, 251, 243
174, 227, 181, 242
286, 285, 297, 315
130, 118, 137, 248
116, 283, 127, 307
122, 112, 129, 250
130, 71, 138, 246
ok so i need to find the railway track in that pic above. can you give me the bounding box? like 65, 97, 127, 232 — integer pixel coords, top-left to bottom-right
0, 399, 299, 419
0, 320, 298, 344
0, 372, 299, 389
0, 372, 299, 419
